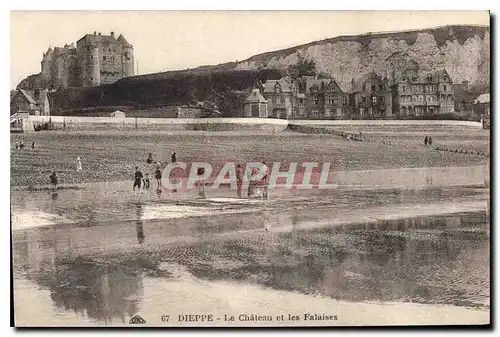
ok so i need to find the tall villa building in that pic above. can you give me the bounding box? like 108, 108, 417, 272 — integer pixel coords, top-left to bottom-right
390, 68, 454, 117
350, 72, 393, 119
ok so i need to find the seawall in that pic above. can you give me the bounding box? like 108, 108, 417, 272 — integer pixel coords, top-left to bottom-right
26, 116, 483, 132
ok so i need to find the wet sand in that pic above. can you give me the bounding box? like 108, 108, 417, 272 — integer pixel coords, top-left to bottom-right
11, 176, 490, 326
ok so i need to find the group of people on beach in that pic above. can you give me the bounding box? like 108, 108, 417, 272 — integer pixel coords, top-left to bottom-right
133, 151, 177, 193
14, 140, 35, 150
134, 151, 270, 200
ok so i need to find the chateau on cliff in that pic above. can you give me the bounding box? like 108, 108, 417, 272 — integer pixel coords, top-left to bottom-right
19, 31, 134, 90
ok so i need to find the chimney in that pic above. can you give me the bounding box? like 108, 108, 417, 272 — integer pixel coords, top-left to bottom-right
111, 31, 115, 38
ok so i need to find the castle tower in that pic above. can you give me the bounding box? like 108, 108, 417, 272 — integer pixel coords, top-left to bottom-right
41, 47, 53, 86
117, 34, 135, 77
81, 38, 100, 87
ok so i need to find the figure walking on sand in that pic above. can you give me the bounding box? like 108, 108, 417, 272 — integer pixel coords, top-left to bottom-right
155, 165, 162, 191
236, 164, 244, 198
76, 157, 82, 171
133, 166, 144, 193
50, 171, 58, 190
146, 153, 153, 164
428, 137, 433, 146
171, 152, 177, 163
424, 136, 428, 146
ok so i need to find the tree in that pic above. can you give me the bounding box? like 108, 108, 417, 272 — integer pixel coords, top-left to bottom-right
286, 54, 317, 79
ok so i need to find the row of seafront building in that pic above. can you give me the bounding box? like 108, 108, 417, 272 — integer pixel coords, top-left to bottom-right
244, 67, 458, 120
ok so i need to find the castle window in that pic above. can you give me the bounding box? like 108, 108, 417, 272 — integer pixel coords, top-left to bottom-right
109, 49, 111, 52
90, 55, 93, 59
103, 56, 107, 60
444, 85, 447, 91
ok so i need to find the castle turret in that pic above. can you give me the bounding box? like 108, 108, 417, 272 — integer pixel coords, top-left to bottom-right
117, 34, 134, 77
41, 47, 53, 86
81, 37, 100, 87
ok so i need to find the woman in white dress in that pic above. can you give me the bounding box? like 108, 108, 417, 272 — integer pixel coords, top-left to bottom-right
76, 156, 82, 171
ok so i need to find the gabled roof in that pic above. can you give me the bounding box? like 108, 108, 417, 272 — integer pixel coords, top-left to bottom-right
117, 34, 132, 47
245, 89, 268, 103
392, 69, 452, 84
263, 79, 293, 93
305, 78, 330, 93
351, 72, 386, 92
474, 93, 490, 104
18, 89, 37, 104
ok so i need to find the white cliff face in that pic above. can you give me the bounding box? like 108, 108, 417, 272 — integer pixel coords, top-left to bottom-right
234, 29, 490, 90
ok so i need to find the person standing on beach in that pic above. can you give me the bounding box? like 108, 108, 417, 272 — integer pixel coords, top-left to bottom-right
133, 166, 144, 193
76, 157, 82, 171
50, 171, 58, 190
236, 164, 244, 198
19, 141, 24, 150
155, 165, 162, 191
428, 137, 433, 146
31, 141, 35, 150
424, 136, 428, 146
146, 153, 153, 164
261, 161, 270, 200
171, 152, 177, 163
15, 142, 19, 150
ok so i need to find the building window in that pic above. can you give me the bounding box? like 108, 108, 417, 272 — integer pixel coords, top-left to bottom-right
444, 85, 447, 91
362, 97, 366, 104
342, 97, 347, 105
427, 74, 432, 82
371, 84, 375, 92
333, 98, 339, 105
362, 84, 366, 91
372, 96, 377, 104
90, 55, 93, 59
103, 56, 107, 60
313, 97, 318, 106
380, 96, 385, 103
276, 96, 281, 104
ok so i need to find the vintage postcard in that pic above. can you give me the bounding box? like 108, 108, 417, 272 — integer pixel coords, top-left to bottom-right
10, 10, 490, 327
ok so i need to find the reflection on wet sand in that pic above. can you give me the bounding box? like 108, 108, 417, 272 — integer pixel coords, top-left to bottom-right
13, 208, 489, 325
136, 203, 145, 244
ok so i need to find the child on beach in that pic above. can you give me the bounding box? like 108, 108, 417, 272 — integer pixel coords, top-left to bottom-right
143, 173, 151, 190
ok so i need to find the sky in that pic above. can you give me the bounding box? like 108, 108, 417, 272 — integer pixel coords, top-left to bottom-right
10, 10, 489, 89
